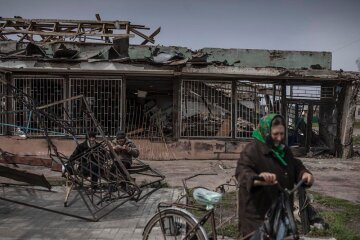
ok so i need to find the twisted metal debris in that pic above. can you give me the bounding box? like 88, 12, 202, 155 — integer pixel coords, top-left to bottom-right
0, 78, 164, 221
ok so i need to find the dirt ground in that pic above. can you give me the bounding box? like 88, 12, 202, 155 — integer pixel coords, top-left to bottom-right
145, 157, 360, 203
1, 157, 359, 203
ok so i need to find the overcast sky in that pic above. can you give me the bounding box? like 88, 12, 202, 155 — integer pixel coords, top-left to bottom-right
1, 0, 359, 71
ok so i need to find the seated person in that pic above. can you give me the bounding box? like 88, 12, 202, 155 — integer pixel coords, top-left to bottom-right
65, 131, 99, 186
111, 130, 139, 169
109, 130, 139, 183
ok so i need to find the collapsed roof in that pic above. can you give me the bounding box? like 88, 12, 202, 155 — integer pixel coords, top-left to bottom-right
0, 17, 359, 82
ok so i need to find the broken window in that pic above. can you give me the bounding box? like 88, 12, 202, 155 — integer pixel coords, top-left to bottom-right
181, 80, 232, 138
286, 84, 336, 150
235, 81, 256, 138
125, 79, 173, 141
235, 82, 281, 138
69, 78, 123, 136
180, 80, 282, 139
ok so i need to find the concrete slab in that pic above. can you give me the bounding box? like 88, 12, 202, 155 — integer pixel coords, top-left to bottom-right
0, 186, 180, 240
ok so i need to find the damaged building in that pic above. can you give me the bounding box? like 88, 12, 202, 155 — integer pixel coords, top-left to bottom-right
0, 17, 360, 162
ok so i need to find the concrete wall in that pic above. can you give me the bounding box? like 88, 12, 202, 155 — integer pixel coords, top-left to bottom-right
0, 136, 246, 161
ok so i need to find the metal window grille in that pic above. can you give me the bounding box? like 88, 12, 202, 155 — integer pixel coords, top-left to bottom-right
287, 85, 335, 100
14, 77, 65, 136
0, 78, 6, 135
69, 78, 122, 136
125, 98, 170, 140
180, 80, 232, 138
235, 81, 256, 138
235, 82, 281, 139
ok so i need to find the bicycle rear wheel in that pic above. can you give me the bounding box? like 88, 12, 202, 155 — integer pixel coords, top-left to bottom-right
142, 207, 207, 240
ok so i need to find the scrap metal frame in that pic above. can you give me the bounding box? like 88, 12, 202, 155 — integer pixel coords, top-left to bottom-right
0, 78, 165, 221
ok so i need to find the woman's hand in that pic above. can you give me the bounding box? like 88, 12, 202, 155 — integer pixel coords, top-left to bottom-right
254, 172, 278, 186
302, 172, 314, 186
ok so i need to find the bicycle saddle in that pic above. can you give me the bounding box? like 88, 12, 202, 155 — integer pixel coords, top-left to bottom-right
193, 187, 223, 210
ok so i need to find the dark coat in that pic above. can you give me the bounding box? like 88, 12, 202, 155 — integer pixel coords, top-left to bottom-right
235, 139, 310, 236
69, 140, 91, 163
67, 140, 98, 180
112, 138, 139, 165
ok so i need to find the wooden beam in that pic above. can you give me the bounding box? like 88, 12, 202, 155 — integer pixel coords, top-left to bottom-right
17, 21, 33, 42
0, 17, 130, 25
130, 28, 155, 43
0, 164, 51, 189
217, 117, 231, 137
37, 95, 84, 110
141, 27, 161, 45
0, 29, 134, 38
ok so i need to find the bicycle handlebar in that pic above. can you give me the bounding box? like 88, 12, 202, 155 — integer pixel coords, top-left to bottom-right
253, 176, 306, 195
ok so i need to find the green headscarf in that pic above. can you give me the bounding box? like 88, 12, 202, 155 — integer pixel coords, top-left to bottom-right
252, 113, 287, 166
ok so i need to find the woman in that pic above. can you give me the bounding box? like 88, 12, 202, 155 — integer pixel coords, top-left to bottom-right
235, 114, 314, 237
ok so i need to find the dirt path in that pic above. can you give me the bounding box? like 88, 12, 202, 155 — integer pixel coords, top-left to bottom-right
1, 157, 359, 203
144, 158, 360, 203
300, 157, 360, 203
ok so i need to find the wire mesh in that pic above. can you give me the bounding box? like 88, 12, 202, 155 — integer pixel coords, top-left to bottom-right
13, 77, 65, 135
70, 78, 123, 136
0, 78, 6, 135
180, 80, 232, 138
125, 98, 169, 140
180, 80, 284, 139
235, 82, 281, 138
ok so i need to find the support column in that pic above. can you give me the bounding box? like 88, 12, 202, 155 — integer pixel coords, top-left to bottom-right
173, 77, 180, 140
281, 82, 288, 145
231, 80, 236, 139
305, 104, 313, 153
336, 82, 360, 158
121, 75, 126, 131
5, 72, 13, 136
272, 84, 276, 112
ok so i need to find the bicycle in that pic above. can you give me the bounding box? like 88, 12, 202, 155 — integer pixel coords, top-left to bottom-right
142, 174, 307, 240
142, 173, 237, 240
243, 177, 307, 240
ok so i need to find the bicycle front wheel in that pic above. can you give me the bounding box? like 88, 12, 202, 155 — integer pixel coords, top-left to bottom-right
142, 207, 208, 240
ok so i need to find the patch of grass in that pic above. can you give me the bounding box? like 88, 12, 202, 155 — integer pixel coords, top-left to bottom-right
192, 190, 360, 239
308, 192, 360, 240
354, 122, 360, 129
353, 135, 360, 143
186, 190, 239, 238
217, 222, 238, 238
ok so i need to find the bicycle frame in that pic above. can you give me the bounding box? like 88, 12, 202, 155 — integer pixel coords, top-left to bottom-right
150, 173, 238, 240
157, 201, 217, 240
